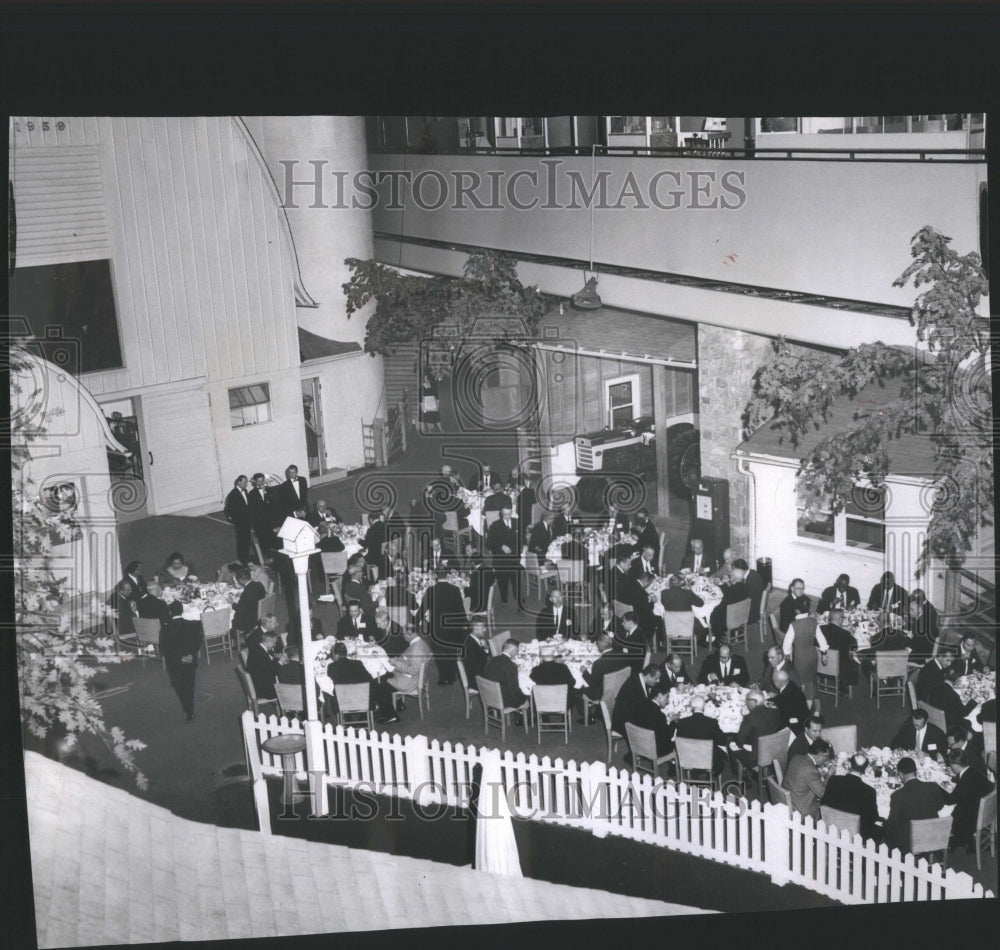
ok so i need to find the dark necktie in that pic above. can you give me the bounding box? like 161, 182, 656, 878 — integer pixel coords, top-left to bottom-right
721, 662, 729, 680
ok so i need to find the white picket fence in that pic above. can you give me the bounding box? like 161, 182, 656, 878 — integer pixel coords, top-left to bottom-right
241, 711, 992, 904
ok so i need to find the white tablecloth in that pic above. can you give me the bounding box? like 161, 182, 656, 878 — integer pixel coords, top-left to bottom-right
661, 683, 750, 734
834, 747, 954, 819
648, 574, 723, 628
161, 582, 240, 621
513, 637, 601, 695
312, 636, 394, 695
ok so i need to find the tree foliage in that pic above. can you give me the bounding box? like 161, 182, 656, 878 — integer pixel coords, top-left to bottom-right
342, 249, 556, 359
12, 345, 147, 787
743, 227, 991, 571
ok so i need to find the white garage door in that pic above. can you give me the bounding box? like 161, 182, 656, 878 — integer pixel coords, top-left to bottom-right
142, 387, 223, 514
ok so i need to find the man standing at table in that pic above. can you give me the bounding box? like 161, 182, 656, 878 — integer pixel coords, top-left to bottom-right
486, 503, 521, 605
420, 578, 468, 686
276, 463, 309, 521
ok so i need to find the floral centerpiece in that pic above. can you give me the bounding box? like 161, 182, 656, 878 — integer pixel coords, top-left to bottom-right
512, 636, 602, 692
662, 682, 750, 734
838, 606, 881, 651
312, 635, 393, 683
406, 568, 470, 602
328, 522, 367, 549
835, 746, 954, 819
161, 581, 239, 613
953, 671, 996, 706
456, 487, 486, 509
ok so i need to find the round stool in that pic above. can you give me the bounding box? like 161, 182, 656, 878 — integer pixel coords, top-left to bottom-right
261, 733, 307, 813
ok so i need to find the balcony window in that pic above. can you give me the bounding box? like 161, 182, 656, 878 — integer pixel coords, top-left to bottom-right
845, 485, 886, 552
229, 382, 272, 429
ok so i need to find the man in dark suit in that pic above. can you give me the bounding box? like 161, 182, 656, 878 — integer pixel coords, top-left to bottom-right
948, 632, 986, 680
527, 511, 556, 562
822, 753, 881, 842
697, 643, 750, 687
469, 463, 502, 492
890, 708, 947, 754
680, 538, 715, 575
233, 568, 267, 643
906, 590, 940, 659
462, 620, 490, 687
464, 547, 495, 615
420, 579, 469, 685
246, 627, 282, 701
772, 668, 810, 736
673, 694, 726, 774
484, 639, 529, 721
485, 503, 520, 604
631, 509, 660, 570
607, 550, 652, 623
611, 664, 662, 737
916, 650, 953, 702
600, 503, 630, 538
787, 715, 826, 761
275, 464, 309, 520
326, 640, 380, 719
867, 570, 909, 617
137, 580, 171, 626
249, 473, 279, 551
552, 503, 576, 540
883, 756, 947, 853
927, 678, 979, 731
732, 559, 765, 627
516, 476, 537, 548
660, 574, 704, 613
591, 602, 622, 642
482, 483, 513, 515
778, 578, 812, 634
820, 609, 862, 688
223, 475, 254, 564
709, 572, 753, 644
122, 560, 148, 598
337, 601, 374, 641
530, 645, 581, 714
661, 652, 693, 693
946, 749, 995, 851
535, 588, 576, 640
760, 646, 803, 694
371, 608, 409, 658
361, 510, 388, 575
159, 601, 203, 720
624, 686, 676, 758
629, 542, 660, 584
616, 613, 649, 667
728, 689, 782, 770
817, 574, 861, 615
276, 641, 306, 686
947, 725, 988, 776
582, 634, 633, 702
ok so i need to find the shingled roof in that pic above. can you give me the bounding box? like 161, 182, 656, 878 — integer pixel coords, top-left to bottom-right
25, 752, 710, 947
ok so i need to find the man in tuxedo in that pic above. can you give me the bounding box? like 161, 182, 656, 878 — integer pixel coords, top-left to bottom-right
423, 535, 449, 572
904, 589, 940, 661
946, 748, 995, 851
820, 609, 862, 688
370, 608, 408, 658
698, 643, 750, 687
249, 473, 279, 552
661, 652, 692, 693
233, 567, 267, 643
822, 753, 881, 842
582, 634, 633, 702
601, 503, 630, 537
867, 570, 909, 618
462, 619, 490, 686
530, 645, 581, 715
773, 668, 810, 736
778, 578, 812, 634
947, 632, 986, 680
469, 463, 502, 492
484, 639, 529, 721
728, 689, 782, 771
246, 627, 282, 702
159, 601, 204, 720
883, 756, 948, 853
486, 503, 521, 604
276, 464, 309, 521
420, 578, 469, 685
674, 694, 726, 774
223, 475, 254, 564
516, 475, 537, 548
817, 574, 861, 615
527, 511, 556, 561
617, 612, 649, 667
482, 482, 513, 515
680, 538, 714, 574
535, 588, 575, 640
629, 542, 659, 584
552, 503, 575, 540
464, 547, 495, 615
122, 560, 148, 598
760, 646, 803, 694
137, 580, 171, 626
607, 549, 652, 623
947, 725, 988, 776
891, 707, 947, 754
624, 686, 676, 759
630, 509, 660, 569
360, 509, 387, 574
787, 715, 826, 761
310, 501, 345, 554
276, 641, 306, 686
591, 602, 621, 642
782, 738, 833, 820
336, 601, 374, 641
916, 650, 952, 702
611, 664, 662, 737
731, 559, 765, 628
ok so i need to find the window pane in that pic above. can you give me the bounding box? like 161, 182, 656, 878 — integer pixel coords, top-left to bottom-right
229, 383, 271, 427
760, 117, 798, 132
846, 518, 886, 552
846, 485, 885, 519
608, 382, 632, 407
610, 116, 646, 135
797, 508, 835, 542
611, 406, 633, 429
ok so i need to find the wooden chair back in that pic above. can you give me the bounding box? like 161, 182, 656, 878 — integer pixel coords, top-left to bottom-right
601, 667, 632, 712
274, 680, 307, 717
757, 585, 772, 642
726, 598, 751, 629
476, 676, 505, 712
387, 606, 410, 631
758, 728, 791, 772
612, 599, 631, 620
663, 610, 696, 658
336, 682, 373, 729
875, 650, 911, 680
917, 701, 948, 734
822, 724, 859, 757
767, 776, 792, 809
625, 723, 660, 773
533, 684, 570, 742
984, 720, 996, 757
488, 631, 510, 657
675, 736, 715, 773
484, 510, 501, 529
200, 606, 232, 662
257, 593, 276, 621
821, 805, 861, 836
910, 815, 953, 858
133, 617, 162, 655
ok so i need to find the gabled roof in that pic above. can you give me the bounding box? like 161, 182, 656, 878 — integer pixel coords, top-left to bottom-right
298, 326, 363, 362
25, 752, 709, 947
738, 376, 937, 476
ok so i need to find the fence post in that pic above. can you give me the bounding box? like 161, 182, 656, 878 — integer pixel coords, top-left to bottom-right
241, 711, 272, 837
763, 802, 792, 886
304, 718, 329, 817
404, 733, 438, 804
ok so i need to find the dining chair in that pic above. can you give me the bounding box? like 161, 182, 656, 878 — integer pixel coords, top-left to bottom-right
625, 724, 675, 779
321, 552, 349, 597
736, 727, 791, 803
273, 679, 307, 719
485, 582, 497, 636
974, 790, 997, 871
335, 682, 375, 731
200, 606, 233, 664
725, 598, 751, 648
524, 551, 560, 603
599, 700, 623, 764
917, 700, 948, 735
442, 510, 473, 556
674, 737, 720, 791
386, 606, 410, 631
822, 724, 859, 757
766, 776, 793, 811
532, 684, 571, 743
600, 667, 632, 721
820, 805, 861, 837
663, 610, 696, 660
612, 599, 632, 620
391, 659, 431, 720
910, 815, 954, 868
456, 659, 479, 719
234, 666, 277, 718
132, 617, 164, 668
816, 648, 852, 707
477, 676, 529, 740
257, 593, 277, 622
872, 650, 910, 708
488, 630, 510, 658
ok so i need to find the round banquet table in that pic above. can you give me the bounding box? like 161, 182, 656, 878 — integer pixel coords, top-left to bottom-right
161, 582, 240, 621
545, 529, 638, 570
647, 573, 723, 629
660, 682, 750, 735
833, 746, 954, 819
512, 637, 602, 696
311, 636, 395, 696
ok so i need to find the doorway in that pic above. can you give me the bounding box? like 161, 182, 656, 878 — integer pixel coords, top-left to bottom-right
302, 378, 325, 478
100, 396, 150, 522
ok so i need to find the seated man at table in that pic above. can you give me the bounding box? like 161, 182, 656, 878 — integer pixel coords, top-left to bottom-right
462, 619, 491, 686
276, 641, 306, 686
484, 639, 530, 725
946, 748, 995, 853
867, 570, 909, 617
822, 752, 881, 842
711, 547, 736, 586
927, 676, 980, 731
337, 601, 375, 641
709, 571, 754, 648
527, 510, 557, 561
245, 613, 281, 651
623, 685, 676, 762
772, 668, 810, 736
680, 537, 714, 575
231, 566, 266, 643
530, 644, 581, 715
582, 634, 633, 703
759, 646, 802, 694
817, 574, 861, 615
883, 756, 948, 853
629, 542, 659, 583
787, 715, 826, 762
732, 559, 765, 629
819, 608, 862, 688
906, 589, 939, 660
660, 652, 693, 692
698, 642, 750, 687
728, 689, 781, 772
778, 578, 812, 634
782, 737, 833, 820
617, 612, 650, 665
482, 482, 513, 515
561, 526, 590, 565
916, 649, 952, 701
247, 627, 283, 701
660, 573, 704, 613
371, 607, 408, 658
382, 626, 434, 722
613, 664, 664, 739
536, 588, 576, 640
422, 536, 450, 573
947, 724, 988, 776
607, 549, 651, 621
341, 557, 377, 617
552, 502, 576, 540
592, 602, 621, 641
891, 707, 947, 755
674, 694, 725, 775
947, 631, 987, 680
137, 580, 171, 626
326, 640, 376, 719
